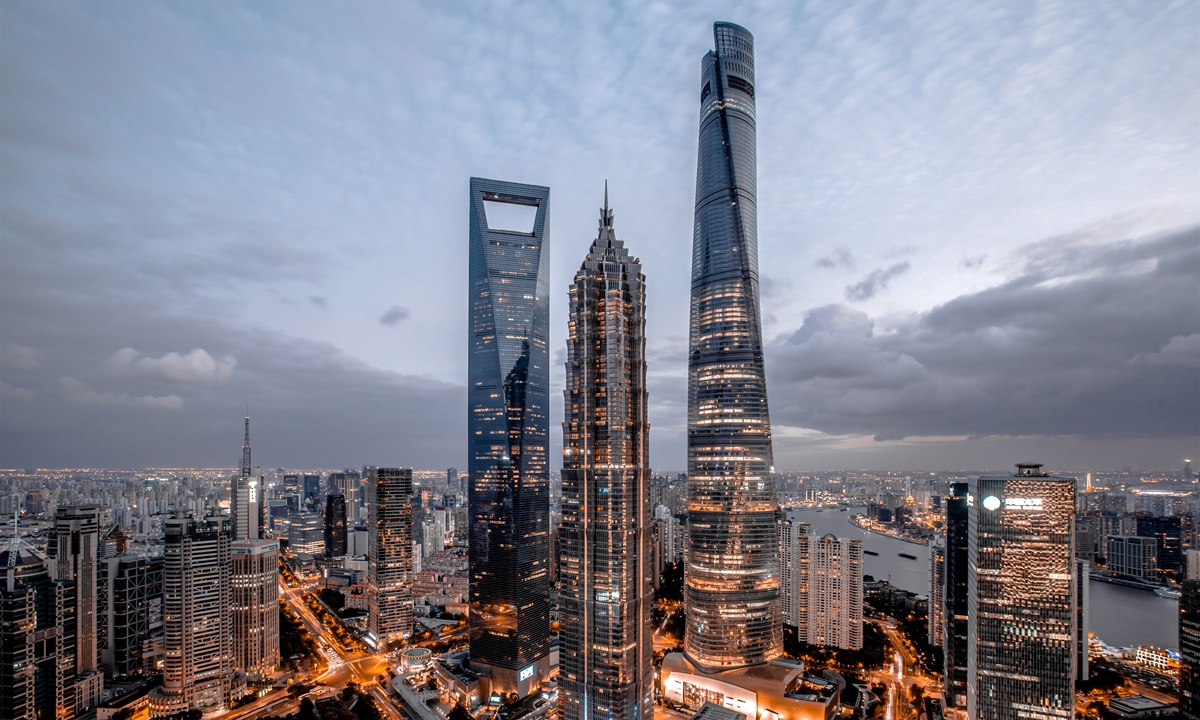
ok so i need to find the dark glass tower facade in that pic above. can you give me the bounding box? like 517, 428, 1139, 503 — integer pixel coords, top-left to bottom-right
467, 177, 551, 695
559, 193, 653, 720
942, 482, 969, 709
685, 22, 781, 670
324, 492, 347, 558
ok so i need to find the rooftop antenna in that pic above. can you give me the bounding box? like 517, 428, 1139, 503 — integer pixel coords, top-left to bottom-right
241, 412, 252, 477
599, 180, 614, 230
7, 507, 20, 566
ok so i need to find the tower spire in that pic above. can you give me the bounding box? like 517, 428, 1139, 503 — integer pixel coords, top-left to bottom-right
599, 180, 614, 230
241, 415, 251, 477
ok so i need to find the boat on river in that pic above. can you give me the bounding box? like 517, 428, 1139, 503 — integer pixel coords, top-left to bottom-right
864, 550, 879, 556
898, 552, 917, 560
1155, 587, 1181, 599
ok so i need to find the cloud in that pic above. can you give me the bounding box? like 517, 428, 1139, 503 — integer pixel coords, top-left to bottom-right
104, 348, 237, 385
379, 306, 411, 326
815, 248, 856, 270
844, 262, 911, 301
1, 343, 43, 370
768, 226, 1200, 442
309, 296, 329, 310
961, 255, 986, 269
0, 381, 35, 402
59, 377, 183, 410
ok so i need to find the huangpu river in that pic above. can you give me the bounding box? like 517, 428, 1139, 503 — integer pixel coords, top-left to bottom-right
788, 507, 1178, 651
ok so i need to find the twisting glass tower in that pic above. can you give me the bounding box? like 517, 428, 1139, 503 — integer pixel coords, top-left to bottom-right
685, 21, 781, 670
559, 188, 653, 720
467, 177, 552, 696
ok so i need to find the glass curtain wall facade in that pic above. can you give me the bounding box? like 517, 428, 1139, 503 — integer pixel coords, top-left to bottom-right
943, 482, 969, 709
685, 22, 781, 670
467, 178, 552, 693
967, 465, 1076, 720
99, 555, 164, 679
559, 194, 653, 720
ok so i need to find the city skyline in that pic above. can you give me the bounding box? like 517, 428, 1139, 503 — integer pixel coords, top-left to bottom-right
1, 3, 1196, 472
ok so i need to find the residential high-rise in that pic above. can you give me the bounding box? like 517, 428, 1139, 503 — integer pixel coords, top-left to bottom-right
1182, 577, 1200, 720
928, 535, 945, 646
367, 467, 414, 649
467, 177, 552, 695
777, 517, 808, 631
967, 464, 1077, 720
1, 543, 77, 720
231, 538, 279, 680
685, 21, 780, 671
150, 512, 233, 716
49, 504, 103, 711
558, 191, 653, 720
780, 529, 863, 651
98, 554, 164, 679
943, 482, 969, 711
231, 417, 265, 542
324, 492, 348, 558
330, 472, 362, 511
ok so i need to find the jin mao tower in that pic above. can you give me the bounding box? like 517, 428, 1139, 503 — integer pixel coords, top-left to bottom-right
559, 190, 653, 720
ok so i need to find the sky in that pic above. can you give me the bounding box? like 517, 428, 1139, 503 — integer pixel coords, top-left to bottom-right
1, 0, 1197, 473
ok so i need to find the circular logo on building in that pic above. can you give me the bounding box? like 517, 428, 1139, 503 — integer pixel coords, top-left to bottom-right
982, 495, 1002, 511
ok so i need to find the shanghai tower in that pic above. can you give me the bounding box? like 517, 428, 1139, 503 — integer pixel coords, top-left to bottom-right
559, 189, 653, 720
467, 177, 552, 697
684, 22, 782, 670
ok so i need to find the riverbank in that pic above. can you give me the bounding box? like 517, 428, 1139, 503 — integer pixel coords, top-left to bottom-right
849, 513, 929, 547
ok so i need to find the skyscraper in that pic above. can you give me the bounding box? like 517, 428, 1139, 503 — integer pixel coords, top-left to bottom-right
151, 512, 233, 716
1, 543, 77, 720
559, 190, 653, 720
942, 482, 969, 711
1182, 575, 1200, 720
324, 492, 348, 558
49, 504, 103, 711
685, 21, 780, 671
98, 554, 163, 679
231, 417, 265, 541
303, 475, 321, 512
231, 538, 279, 680
367, 467, 414, 649
778, 526, 863, 651
967, 464, 1077, 720
928, 535, 946, 646
467, 177, 552, 695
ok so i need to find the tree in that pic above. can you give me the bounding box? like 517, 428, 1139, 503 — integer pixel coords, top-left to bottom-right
449, 703, 473, 720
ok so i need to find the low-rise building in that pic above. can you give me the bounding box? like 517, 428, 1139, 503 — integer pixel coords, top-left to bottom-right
1108, 694, 1178, 719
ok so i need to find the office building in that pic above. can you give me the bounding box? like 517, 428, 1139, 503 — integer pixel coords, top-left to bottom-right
49, 504, 104, 711
1136, 516, 1182, 573
1, 543, 77, 720
368, 467, 415, 648
324, 492, 347, 558
1106, 535, 1157, 581
231, 417, 265, 541
98, 554, 164, 679
929, 536, 945, 646
231, 538, 279, 680
967, 464, 1077, 720
1182, 578, 1200, 720
685, 22, 781, 671
467, 177, 552, 695
558, 191, 653, 720
330, 471, 362, 510
943, 482, 969, 710
150, 512, 233, 716
1076, 559, 1089, 682
303, 474, 320, 511
288, 513, 323, 556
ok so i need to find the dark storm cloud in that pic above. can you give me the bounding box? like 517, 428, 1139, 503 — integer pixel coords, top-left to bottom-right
767, 226, 1200, 442
844, 262, 911, 301
379, 306, 411, 326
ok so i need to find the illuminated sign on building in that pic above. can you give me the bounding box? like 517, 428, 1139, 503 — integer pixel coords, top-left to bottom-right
1004, 497, 1043, 510
519, 665, 535, 682
982, 496, 1001, 511
249, 480, 258, 504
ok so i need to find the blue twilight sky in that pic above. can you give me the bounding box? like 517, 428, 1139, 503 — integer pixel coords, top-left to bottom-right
1, 1, 1197, 472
